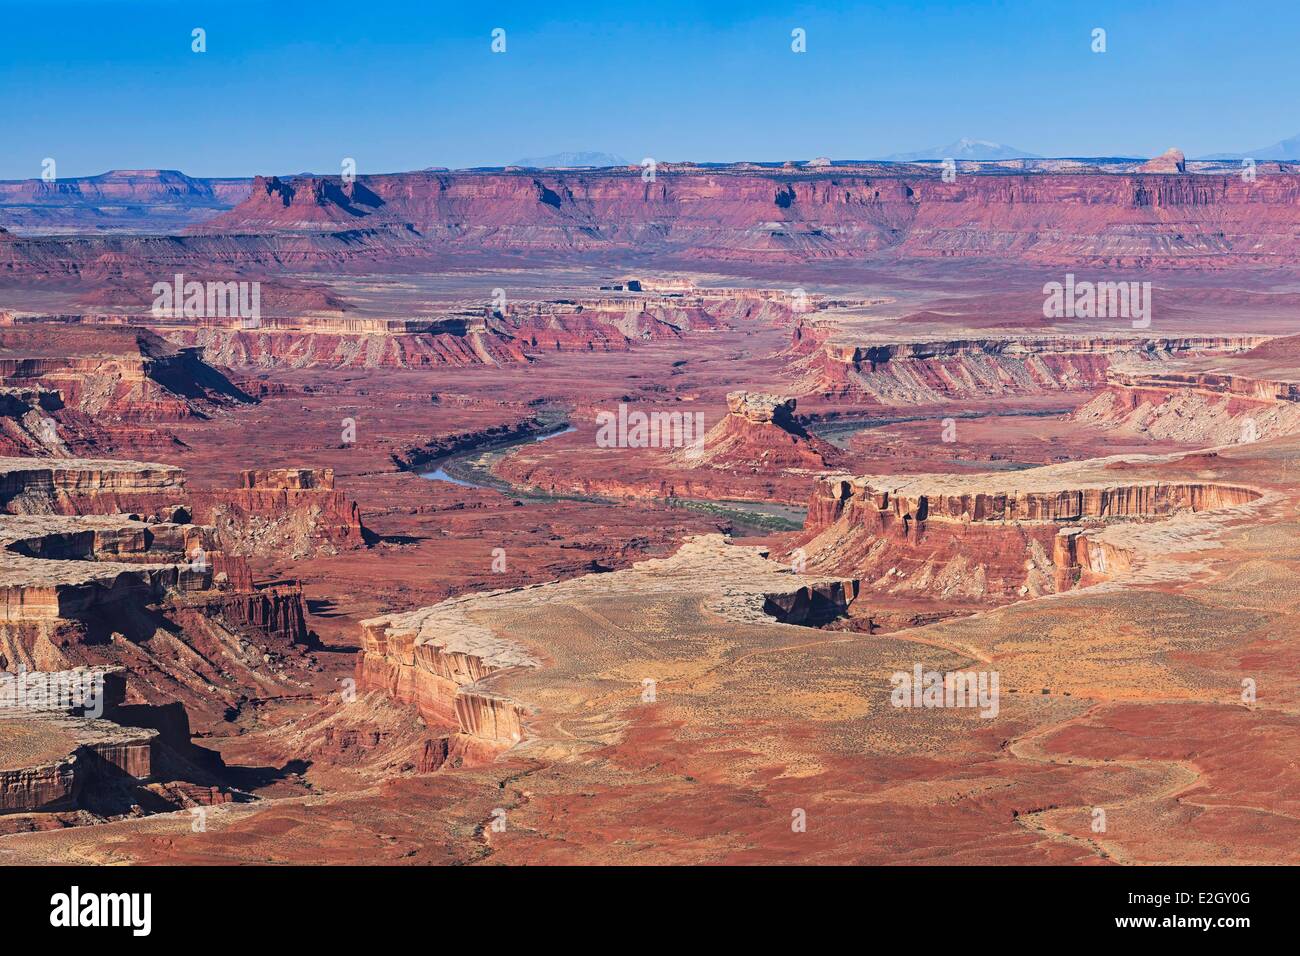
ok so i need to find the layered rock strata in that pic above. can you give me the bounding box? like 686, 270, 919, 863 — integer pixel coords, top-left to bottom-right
173, 166, 1300, 269
0, 458, 315, 719
5, 285, 819, 372
0, 327, 251, 422
0, 712, 157, 814
189, 468, 367, 556
798, 464, 1261, 601
0, 665, 230, 817
680, 391, 841, 471
359, 602, 540, 754
0, 456, 186, 516
790, 332, 1268, 404
1075, 364, 1300, 445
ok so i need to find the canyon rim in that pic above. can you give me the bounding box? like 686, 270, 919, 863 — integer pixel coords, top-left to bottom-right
0, 0, 1293, 937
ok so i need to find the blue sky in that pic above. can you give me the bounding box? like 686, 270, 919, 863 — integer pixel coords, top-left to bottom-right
0, 0, 1294, 179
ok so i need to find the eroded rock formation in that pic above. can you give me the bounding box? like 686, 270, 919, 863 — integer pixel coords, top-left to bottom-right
358, 601, 540, 762
0, 169, 249, 233
790, 331, 1267, 404
797, 464, 1261, 602
0, 711, 156, 814
1076, 357, 1300, 445
0, 665, 236, 819
189, 468, 367, 557
0, 386, 68, 456
0, 456, 186, 515
0, 327, 250, 421
11, 164, 1300, 276
682, 391, 840, 471
1138, 148, 1187, 174
0, 326, 253, 456
177, 166, 1300, 269
8, 286, 807, 372
0, 458, 319, 723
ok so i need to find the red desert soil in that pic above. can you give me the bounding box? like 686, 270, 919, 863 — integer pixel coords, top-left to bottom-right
4, 159, 1300, 864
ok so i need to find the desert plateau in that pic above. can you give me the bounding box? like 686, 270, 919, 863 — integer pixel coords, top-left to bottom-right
2, 5, 1296, 932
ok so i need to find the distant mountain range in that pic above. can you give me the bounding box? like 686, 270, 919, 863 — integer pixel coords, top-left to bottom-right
1200, 134, 1300, 161
494, 136, 1300, 169
879, 138, 1040, 162
510, 151, 630, 168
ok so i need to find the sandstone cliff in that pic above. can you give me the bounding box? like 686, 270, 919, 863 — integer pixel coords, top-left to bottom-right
0, 458, 318, 724
797, 464, 1261, 602
11, 165, 1300, 274
1075, 363, 1300, 445
189, 468, 368, 557
0, 327, 253, 458
791, 330, 1266, 404
186, 166, 1300, 269
681, 391, 841, 471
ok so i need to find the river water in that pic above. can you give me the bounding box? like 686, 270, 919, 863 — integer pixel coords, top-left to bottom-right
419, 406, 1072, 530
419, 422, 807, 533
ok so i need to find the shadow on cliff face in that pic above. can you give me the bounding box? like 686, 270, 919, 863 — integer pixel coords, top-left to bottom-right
762, 581, 856, 627
142, 332, 257, 408
219, 758, 311, 793
73, 743, 300, 818
63, 593, 176, 647
67, 702, 275, 819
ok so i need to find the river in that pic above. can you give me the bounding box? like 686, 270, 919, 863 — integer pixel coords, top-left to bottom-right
420, 422, 806, 534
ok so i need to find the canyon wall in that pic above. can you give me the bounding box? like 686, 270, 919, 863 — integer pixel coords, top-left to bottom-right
156, 294, 726, 371
10, 166, 1300, 273
0, 386, 68, 456
0, 291, 777, 372
683, 391, 840, 471
358, 602, 538, 765
178, 168, 1300, 268
0, 327, 253, 460
790, 332, 1267, 404
354, 535, 860, 775
0, 713, 158, 814
798, 472, 1261, 602
189, 468, 368, 557
0, 459, 318, 721
0, 664, 239, 819
0, 457, 186, 515
1075, 360, 1300, 445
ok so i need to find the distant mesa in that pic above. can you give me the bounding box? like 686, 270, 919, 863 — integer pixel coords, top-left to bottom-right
1200, 132, 1300, 161
880, 138, 1040, 161
1138, 148, 1187, 173
21, 156, 1300, 269
194, 174, 384, 231
510, 151, 631, 169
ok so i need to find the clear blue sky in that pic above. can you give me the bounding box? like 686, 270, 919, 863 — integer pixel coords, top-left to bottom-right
1, 0, 1294, 179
